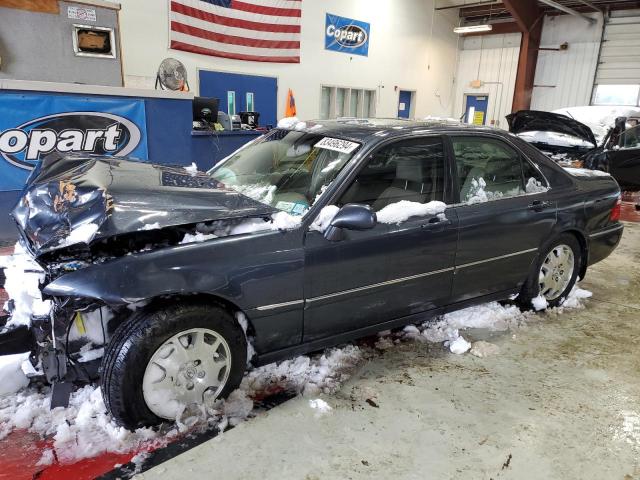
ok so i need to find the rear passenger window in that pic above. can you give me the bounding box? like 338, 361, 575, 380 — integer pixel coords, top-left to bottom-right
452, 137, 548, 204
337, 137, 445, 211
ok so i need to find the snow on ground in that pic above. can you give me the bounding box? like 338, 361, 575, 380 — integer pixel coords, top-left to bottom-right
0, 285, 593, 464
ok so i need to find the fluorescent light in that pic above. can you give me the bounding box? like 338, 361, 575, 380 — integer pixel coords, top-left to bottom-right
453, 24, 493, 34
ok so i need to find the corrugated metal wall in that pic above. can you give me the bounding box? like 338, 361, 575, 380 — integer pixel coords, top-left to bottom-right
595, 9, 640, 85
531, 13, 603, 111
454, 33, 521, 128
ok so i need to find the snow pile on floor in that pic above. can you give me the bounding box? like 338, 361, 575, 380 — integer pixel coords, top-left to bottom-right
0, 353, 31, 396
2, 243, 51, 328
376, 200, 446, 225
241, 345, 363, 398
0, 385, 161, 463
531, 295, 548, 311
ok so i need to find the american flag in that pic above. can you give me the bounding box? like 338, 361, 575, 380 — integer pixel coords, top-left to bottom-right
169, 0, 301, 63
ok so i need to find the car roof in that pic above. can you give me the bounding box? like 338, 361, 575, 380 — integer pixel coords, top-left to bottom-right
281, 118, 503, 143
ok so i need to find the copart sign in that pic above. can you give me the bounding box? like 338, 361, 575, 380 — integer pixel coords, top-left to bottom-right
0, 93, 148, 190
325, 13, 370, 57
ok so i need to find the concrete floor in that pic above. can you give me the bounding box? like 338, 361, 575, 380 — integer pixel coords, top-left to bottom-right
140, 222, 640, 480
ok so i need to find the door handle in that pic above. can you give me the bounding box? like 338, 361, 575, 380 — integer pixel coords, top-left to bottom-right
421, 216, 451, 229
528, 200, 551, 212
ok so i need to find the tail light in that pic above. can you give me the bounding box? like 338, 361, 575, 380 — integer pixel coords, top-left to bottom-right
610, 196, 622, 222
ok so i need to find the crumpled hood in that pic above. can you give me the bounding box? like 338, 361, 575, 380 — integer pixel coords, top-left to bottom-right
11, 155, 276, 256
506, 110, 598, 147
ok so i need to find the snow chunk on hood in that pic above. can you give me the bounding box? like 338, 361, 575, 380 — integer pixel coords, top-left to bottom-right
58, 223, 99, 247
184, 162, 198, 176
376, 200, 446, 225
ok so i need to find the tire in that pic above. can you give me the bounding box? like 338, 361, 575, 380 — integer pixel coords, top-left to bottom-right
518, 233, 582, 310
101, 301, 247, 429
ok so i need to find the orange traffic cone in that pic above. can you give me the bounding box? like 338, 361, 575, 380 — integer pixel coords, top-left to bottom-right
285, 89, 297, 117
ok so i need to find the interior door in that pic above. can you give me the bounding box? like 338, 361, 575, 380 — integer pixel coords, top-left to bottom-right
303, 136, 457, 342
447, 135, 557, 302
464, 95, 488, 125
398, 90, 412, 119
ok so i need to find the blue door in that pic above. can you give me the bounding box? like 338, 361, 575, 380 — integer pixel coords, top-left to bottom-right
464, 95, 488, 125
199, 70, 278, 127
398, 90, 412, 119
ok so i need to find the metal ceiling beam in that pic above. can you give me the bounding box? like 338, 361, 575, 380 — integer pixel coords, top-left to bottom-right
537, 0, 597, 23
436, 0, 501, 11
575, 0, 604, 12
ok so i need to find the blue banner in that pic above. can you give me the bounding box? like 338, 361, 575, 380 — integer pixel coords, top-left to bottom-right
0, 93, 148, 191
325, 13, 370, 57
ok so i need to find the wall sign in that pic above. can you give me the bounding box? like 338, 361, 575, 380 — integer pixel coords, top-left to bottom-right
325, 13, 370, 57
0, 93, 148, 191
67, 6, 97, 22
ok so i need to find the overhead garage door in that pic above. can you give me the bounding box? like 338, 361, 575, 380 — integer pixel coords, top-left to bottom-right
595, 11, 640, 85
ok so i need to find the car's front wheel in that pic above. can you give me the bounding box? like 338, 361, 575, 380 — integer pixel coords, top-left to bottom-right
101, 302, 247, 429
518, 233, 582, 309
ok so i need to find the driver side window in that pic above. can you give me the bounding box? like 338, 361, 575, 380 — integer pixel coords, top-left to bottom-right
337, 137, 445, 211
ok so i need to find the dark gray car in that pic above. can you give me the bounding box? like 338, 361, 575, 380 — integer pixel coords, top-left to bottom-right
5, 119, 624, 428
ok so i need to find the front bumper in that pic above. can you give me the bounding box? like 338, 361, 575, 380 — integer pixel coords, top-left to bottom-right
588, 223, 624, 266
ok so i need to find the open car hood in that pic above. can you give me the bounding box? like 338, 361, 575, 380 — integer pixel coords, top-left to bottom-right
12, 155, 277, 257
506, 110, 598, 148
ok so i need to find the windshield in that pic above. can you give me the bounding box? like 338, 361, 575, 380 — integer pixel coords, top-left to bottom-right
209, 129, 360, 216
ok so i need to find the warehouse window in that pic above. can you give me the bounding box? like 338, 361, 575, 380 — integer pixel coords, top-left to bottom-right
593, 84, 640, 106
319, 86, 376, 119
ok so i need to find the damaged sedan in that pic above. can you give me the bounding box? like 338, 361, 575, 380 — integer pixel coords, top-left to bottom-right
507, 109, 640, 188
1, 119, 624, 429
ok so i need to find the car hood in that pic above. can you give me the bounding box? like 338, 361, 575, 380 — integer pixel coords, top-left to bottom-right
12, 155, 277, 257
506, 110, 598, 148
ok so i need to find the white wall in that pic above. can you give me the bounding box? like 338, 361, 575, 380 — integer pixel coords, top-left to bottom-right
531, 13, 603, 111
114, 0, 460, 120
453, 33, 521, 128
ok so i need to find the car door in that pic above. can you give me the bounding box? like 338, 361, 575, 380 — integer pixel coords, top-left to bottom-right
446, 135, 557, 302
609, 124, 640, 189
302, 136, 458, 343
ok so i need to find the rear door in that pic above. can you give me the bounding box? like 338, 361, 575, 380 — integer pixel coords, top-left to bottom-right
446, 135, 557, 302
303, 136, 458, 342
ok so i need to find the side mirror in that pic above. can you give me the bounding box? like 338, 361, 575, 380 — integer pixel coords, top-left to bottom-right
324, 204, 377, 242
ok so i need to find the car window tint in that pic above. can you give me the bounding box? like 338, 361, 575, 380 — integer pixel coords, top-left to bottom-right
338, 137, 445, 211
453, 137, 531, 203
620, 125, 640, 149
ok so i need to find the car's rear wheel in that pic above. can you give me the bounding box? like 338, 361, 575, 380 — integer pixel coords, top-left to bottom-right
101, 302, 247, 429
518, 234, 582, 309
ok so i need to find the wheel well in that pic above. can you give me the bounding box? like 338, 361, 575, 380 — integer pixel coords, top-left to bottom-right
138, 293, 256, 337
561, 229, 588, 280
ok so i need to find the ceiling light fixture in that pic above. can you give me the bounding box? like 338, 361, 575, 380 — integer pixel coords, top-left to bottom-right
453, 24, 493, 34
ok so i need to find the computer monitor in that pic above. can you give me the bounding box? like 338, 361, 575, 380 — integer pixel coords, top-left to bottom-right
192, 97, 220, 124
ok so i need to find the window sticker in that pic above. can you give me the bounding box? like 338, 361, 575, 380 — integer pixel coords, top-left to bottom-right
275, 201, 309, 216
315, 137, 360, 154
